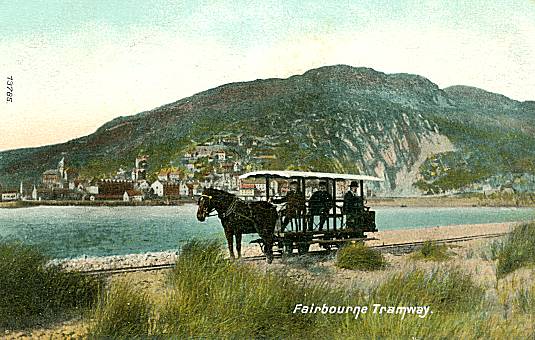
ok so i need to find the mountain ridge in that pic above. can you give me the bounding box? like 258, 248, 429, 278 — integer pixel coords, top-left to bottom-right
1, 65, 534, 194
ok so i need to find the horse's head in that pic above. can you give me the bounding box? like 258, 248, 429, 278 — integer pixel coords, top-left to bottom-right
196, 189, 215, 222
197, 188, 236, 221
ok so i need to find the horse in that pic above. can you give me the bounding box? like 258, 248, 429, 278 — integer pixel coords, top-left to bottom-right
196, 188, 278, 263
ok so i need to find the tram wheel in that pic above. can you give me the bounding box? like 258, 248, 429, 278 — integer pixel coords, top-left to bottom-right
283, 241, 294, 256
297, 242, 310, 255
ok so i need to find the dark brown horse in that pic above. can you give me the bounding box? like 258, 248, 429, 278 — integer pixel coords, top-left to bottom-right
196, 188, 278, 263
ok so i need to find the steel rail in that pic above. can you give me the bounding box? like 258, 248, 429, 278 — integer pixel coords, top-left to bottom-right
78, 232, 508, 275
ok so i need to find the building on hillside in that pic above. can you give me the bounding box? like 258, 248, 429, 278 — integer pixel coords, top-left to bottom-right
151, 180, 164, 197
168, 171, 181, 182
179, 182, 189, 196
136, 180, 150, 192
163, 183, 181, 198
214, 150, 226, 161
98, 180, 134, 196
115, 168, 129, 180
42, 170, 62, 188
123, 190, 143, 202
132, 155, 149, 181
157, 171, 169, 182
42, 157, 71, 189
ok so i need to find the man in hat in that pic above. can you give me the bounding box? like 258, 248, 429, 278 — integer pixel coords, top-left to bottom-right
308, 181, 333, 231
272, 181, 305, 232
343, 181, 364, 235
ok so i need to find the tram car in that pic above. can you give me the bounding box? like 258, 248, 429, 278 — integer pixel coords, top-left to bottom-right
239, 171, 383, 255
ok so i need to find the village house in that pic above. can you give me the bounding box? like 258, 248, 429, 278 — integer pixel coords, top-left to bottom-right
123, 190, 143, 202
42, 157, 69, 189
98, 180, 134, 196
163, 183, 181, 198
214, 150, 226, 161
86, 185, 99, 195
179, 182, 189, 196
1, 191, 19, 201
168, 171, 181, 182
135, 180, 150, 192
151, 180, 164, 197
42, 170, 62, 188
239, 183, 256, 200
157, 171, 169, 182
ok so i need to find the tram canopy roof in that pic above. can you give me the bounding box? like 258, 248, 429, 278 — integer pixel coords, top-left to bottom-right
239, 170, 384, 182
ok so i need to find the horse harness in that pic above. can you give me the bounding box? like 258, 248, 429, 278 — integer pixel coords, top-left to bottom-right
202, 194, 259, 230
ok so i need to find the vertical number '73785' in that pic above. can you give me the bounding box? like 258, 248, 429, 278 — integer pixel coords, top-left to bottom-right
7, 76, 13, 102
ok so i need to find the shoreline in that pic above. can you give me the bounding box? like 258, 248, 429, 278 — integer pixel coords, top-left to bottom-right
2, 196, 534, 209
52, 221, 526, 272
0, 199, 197, 208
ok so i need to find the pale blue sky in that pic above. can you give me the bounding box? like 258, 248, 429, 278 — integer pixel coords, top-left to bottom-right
1, 0, 535, 150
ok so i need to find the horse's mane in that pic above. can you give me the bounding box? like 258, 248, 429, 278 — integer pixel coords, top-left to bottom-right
203, 187, 236, 198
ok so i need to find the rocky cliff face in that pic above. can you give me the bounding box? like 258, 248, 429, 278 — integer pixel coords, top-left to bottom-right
0, 65, 533, 194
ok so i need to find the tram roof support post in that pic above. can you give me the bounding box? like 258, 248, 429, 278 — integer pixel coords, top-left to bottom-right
333, 179, 337, 231
265, 176, 270, 201
360, 180, 364, 199
301, 178, 306, 232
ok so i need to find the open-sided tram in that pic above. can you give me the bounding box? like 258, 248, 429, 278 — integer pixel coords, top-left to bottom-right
239, 171, 383, 255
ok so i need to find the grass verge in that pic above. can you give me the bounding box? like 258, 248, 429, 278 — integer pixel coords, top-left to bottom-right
0, 241, 102, 330
87, 240, 534, 338
495, 222, 535, 278
88, 281, 154, 338
336, 242, 387, 270
410, 241, 451, 261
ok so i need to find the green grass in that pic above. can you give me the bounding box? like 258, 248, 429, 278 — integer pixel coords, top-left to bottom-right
0, 241, 102, 330
513, 282, 535, 315
336, 243, 387, 270
87, 240, 534, 339
371, 266, 484, 313
88, 281, 154, 339
495, 222, 535, 278
158, 239, 355, 338
411, 241, 451, 261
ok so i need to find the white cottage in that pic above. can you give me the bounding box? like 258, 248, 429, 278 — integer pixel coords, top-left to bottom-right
123, 190, 143, 202
151, 180, 164, 197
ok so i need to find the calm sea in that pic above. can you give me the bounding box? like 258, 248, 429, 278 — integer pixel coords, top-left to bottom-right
0, 205, 533, 259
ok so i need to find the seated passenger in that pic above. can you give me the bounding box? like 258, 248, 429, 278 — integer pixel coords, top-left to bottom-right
308, 181, 332, 231
272, 181, 305, 232
343, 181, 364, 236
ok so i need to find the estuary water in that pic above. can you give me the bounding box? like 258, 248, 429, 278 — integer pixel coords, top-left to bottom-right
0, 205, 534, 259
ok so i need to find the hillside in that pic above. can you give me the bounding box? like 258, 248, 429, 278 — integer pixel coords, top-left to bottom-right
1, 65, 534, 195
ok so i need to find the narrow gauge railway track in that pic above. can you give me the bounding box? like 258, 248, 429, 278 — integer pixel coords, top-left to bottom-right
79, 232, 508, 276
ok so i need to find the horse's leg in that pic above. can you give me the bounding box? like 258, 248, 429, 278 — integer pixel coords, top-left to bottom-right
235, 232, 242, 259
224, 229, 235, 260
258, 230, 273, 264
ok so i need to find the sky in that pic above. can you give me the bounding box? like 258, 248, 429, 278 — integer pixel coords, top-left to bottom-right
1, 0, 534, 151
